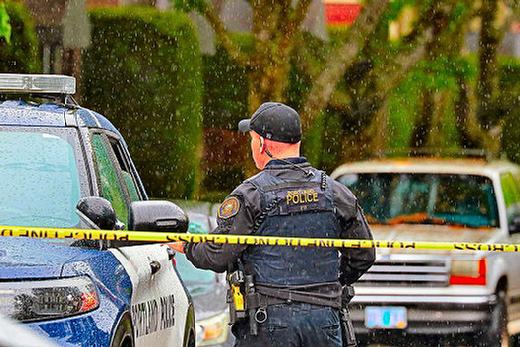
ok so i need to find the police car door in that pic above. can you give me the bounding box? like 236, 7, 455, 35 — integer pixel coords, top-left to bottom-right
89, 132, 189, 347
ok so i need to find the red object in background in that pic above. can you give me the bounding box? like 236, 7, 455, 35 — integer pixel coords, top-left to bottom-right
87, 0, 119, 7
325, 3, 362, 25
512, 22, 520, 33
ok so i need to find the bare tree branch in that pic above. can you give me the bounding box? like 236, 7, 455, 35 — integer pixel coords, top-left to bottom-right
376, 30, 432, 102
300, 0, 390, 131
463, 82, 504, 155
201, 1, 251, 66
278, 0, 313, 54
476, 0, 508, 127
251, 0, 279, 52
335, 29, 431, 159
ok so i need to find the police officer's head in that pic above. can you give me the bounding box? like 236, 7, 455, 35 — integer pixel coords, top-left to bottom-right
238, 102, 302, 170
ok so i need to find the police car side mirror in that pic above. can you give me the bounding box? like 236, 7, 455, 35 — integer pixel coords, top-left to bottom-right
76, 197, 118, 230
128, 201, 189, 233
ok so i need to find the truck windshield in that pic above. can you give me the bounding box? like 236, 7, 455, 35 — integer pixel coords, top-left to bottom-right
0, 128, 86, 228
338, 173, 499, 228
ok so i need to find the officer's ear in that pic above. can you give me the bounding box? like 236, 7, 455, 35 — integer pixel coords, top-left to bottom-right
259, 137, 265, 153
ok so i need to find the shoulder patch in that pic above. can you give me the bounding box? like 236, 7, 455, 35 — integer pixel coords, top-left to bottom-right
218, 196, 240, 219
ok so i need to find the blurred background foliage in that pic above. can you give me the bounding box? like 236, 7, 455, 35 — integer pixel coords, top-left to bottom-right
1, 0, 519, 202
200, 31, 520, 197
0, 1, 39, 73
191, 0, 520, 200
0, 2, 11, 43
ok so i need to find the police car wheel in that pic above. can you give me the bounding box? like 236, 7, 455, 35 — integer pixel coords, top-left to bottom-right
111, 315, 134, 347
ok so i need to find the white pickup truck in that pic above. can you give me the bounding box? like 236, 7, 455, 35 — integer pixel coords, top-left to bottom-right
331, 158, 520, 347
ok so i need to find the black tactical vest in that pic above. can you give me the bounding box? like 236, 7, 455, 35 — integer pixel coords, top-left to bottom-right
242, 166, 342, 286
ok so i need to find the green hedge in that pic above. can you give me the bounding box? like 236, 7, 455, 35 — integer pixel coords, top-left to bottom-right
82, 7, 203, 199
0, 1, 40, 73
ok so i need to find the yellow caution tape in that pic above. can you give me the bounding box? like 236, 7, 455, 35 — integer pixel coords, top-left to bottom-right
0, 224, 520, 252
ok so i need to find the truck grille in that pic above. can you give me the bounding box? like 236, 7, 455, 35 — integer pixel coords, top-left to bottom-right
356, 255, 450, 287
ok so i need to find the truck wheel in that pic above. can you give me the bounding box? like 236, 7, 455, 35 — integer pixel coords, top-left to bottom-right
480, 291, 509, 347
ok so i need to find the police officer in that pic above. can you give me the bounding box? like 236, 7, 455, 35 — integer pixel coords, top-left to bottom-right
170, 102, 375, 346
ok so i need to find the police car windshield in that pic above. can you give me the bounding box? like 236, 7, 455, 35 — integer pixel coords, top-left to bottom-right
339, 173, 499, 228
0, 127, 87, 229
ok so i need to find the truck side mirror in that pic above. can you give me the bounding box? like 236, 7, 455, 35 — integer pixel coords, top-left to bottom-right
76, 196, 117, 230
129, 200, 189, 233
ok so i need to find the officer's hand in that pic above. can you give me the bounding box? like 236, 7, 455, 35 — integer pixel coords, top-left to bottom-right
164, 241, 186, 254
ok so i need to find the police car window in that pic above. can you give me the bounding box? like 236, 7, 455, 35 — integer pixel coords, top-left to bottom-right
0, 129, 82, 227
91, 134, 129, 225
108, 139, 140, 202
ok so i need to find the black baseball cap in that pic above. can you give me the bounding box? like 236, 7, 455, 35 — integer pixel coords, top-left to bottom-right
238, 102, 302, 143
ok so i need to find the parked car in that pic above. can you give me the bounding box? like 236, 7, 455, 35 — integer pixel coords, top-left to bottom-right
0, 74, 195, 347
331, 156, 520, 346
176, 209, 234, 347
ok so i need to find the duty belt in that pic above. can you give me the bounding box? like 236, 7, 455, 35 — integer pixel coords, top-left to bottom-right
248, 282, 343, 310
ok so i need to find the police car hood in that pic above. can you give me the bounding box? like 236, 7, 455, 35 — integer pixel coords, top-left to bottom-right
370, 224, 502, 245
0, 237, 95, 279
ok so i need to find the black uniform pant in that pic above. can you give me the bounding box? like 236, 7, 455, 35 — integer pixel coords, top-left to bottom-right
232, 303, 342, 347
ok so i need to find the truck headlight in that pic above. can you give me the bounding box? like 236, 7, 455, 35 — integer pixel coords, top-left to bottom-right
195, 311, 229, 346
450, 258, 486, 285
0, 276, 99, 322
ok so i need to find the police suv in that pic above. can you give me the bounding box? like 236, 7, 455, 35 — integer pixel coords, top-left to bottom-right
0, 74, 195, 347
332, 156, 520, 346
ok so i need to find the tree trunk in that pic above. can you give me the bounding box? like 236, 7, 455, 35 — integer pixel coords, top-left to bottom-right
455, 74, 481, 149
247, 59, 292, 113
304, 1, 444, 163
346, 34, 429, 153
246, 0, 307, 113
477, 0, 501, 129
62, 48, 82, 102
409, 1, 463, 150
427, 90, 450, 148
364, 98, 389, 156
411, 89, 434, 148
300, 0, 390, 132
455, 73, 502, 156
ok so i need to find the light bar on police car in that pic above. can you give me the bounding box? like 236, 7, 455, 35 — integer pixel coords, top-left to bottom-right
0, 74, 76, 95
